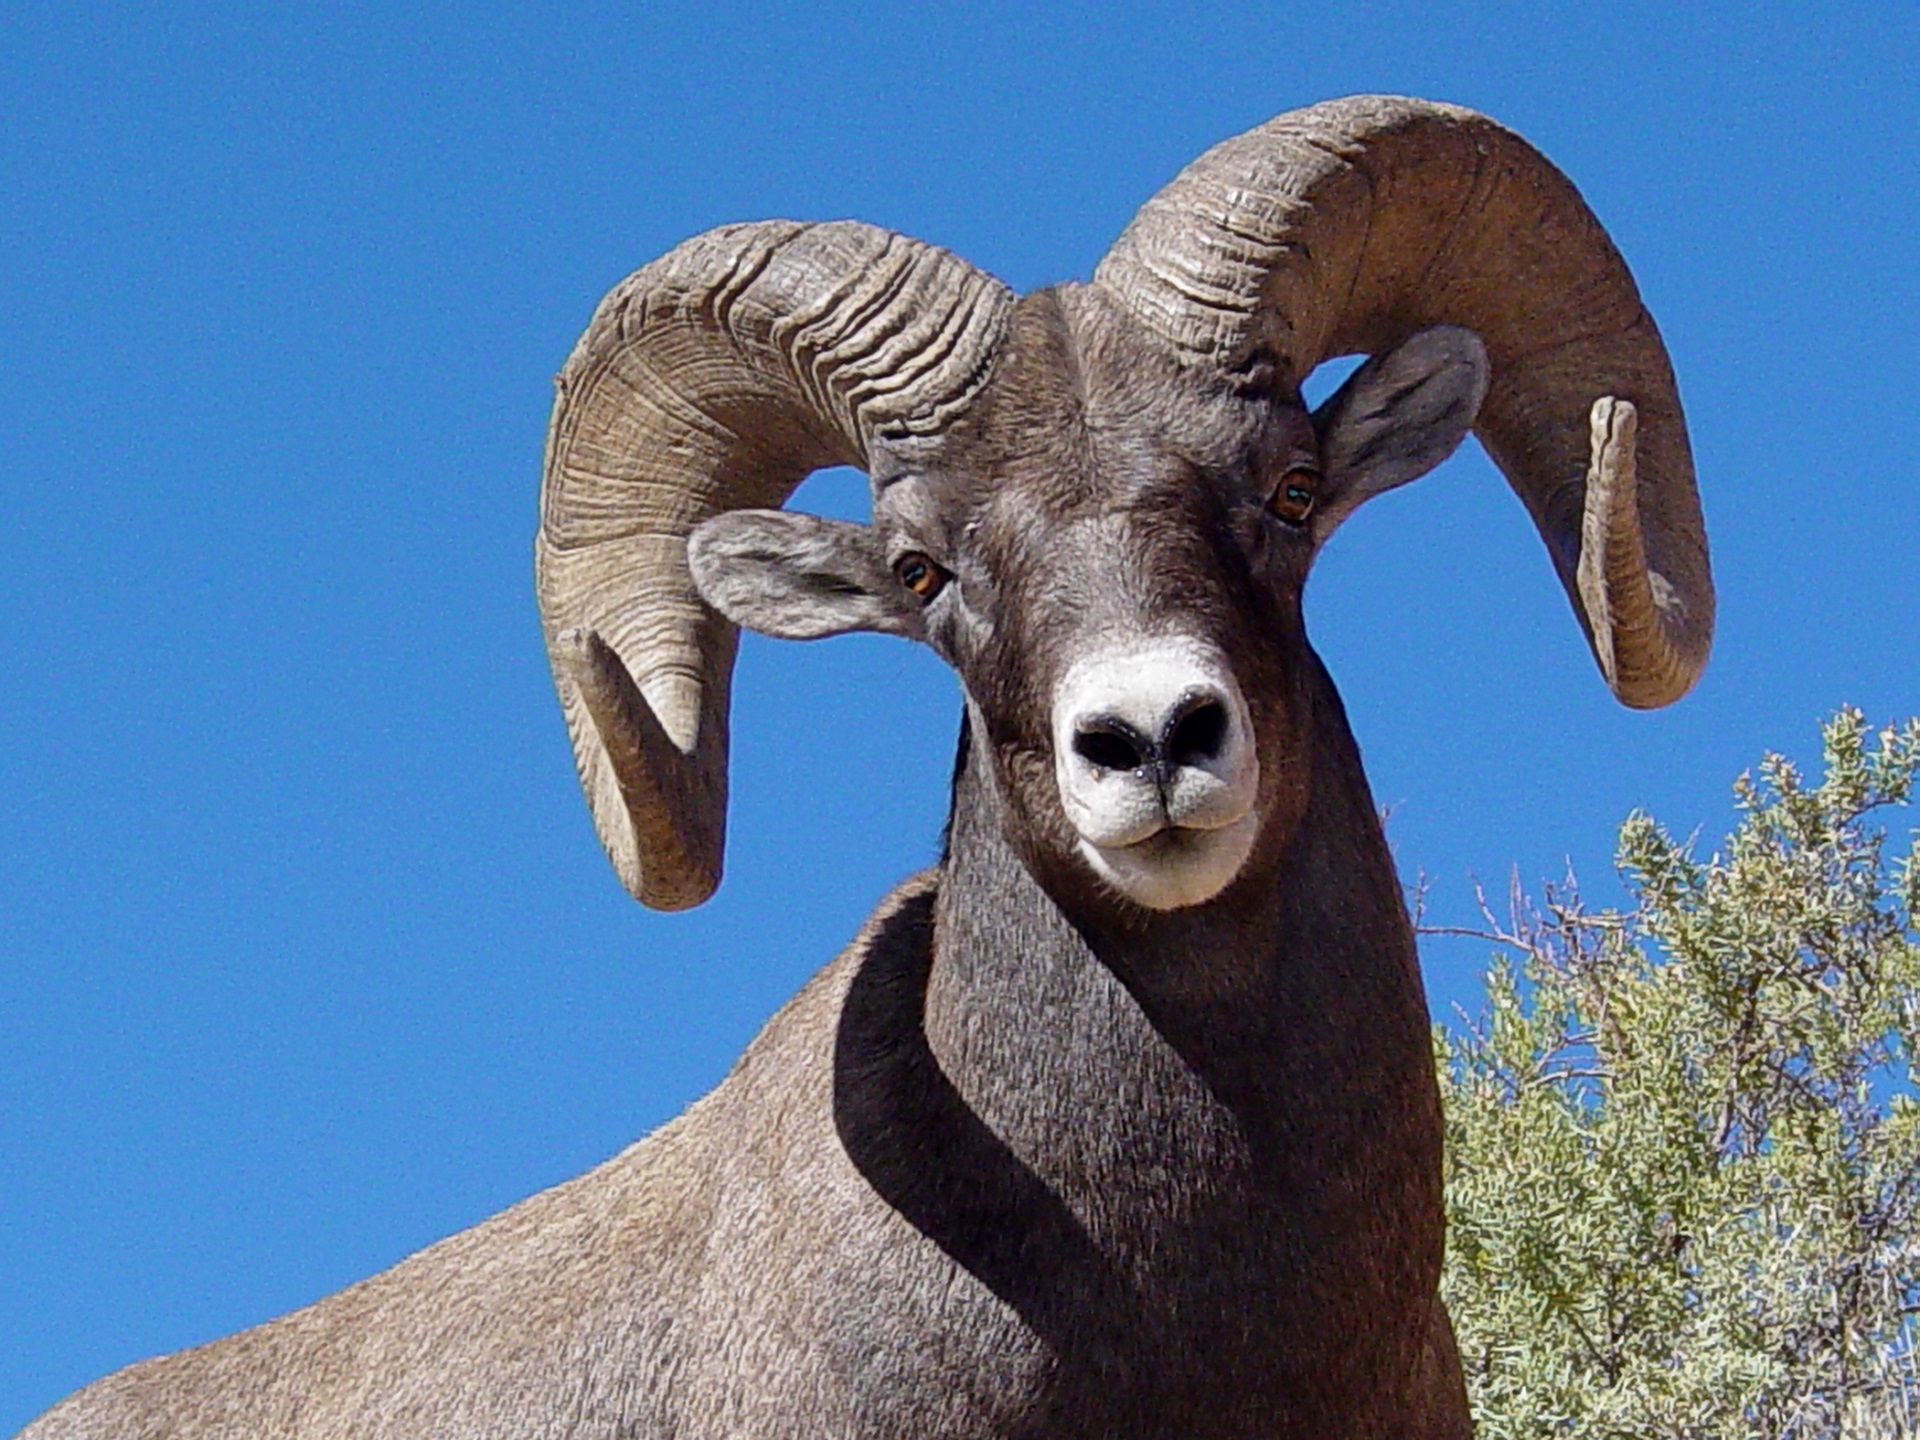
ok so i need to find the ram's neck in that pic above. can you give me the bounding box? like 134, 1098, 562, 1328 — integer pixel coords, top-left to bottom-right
922, 673, 1442, 1276
824, 669, 1447, 1425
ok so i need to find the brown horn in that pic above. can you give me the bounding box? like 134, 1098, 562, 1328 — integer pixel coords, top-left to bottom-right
1094, 94, 1711, 707
538, 221, 1012, 908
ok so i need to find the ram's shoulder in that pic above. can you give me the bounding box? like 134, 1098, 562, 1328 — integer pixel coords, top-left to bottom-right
715, 868, 942, 1103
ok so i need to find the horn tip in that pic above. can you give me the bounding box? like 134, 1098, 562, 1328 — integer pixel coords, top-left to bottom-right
639, 867, 723, 912
551, 625, 728, 912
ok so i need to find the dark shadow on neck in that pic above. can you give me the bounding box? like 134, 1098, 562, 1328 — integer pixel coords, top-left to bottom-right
831, 883, 1141, 1386
832, 681, 1443, 1435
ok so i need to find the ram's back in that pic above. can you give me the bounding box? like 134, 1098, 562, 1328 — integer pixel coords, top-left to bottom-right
16, 881, 931, 1440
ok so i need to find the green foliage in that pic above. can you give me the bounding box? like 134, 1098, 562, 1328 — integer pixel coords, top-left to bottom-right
1438, 709, 1920, 1438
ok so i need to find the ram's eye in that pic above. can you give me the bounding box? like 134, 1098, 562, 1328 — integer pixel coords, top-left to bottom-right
893, 552, 948, 600
1268, 468, 1319, 526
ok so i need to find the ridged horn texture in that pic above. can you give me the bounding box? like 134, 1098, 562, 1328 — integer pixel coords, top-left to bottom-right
1094, 94, 1712, 708
538, 221, 1013, 908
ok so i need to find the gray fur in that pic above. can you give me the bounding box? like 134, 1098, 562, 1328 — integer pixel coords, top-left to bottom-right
23, 293, 1485, 1440
689, 510, 924, 641
1311, 327, 1490, 539
22, 95, 1708, 1440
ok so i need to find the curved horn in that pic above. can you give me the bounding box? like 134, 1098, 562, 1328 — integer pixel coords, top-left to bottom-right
1094, 95, 1711, 707
539, 221, 1012, 908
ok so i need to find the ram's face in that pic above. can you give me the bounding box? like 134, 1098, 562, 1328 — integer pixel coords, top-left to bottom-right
690, 288, 1487, 913
860, 291, 1314, 912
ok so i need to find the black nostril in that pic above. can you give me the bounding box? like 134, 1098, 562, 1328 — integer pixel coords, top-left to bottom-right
1164, 698, 1229, 768
1073, 719, 1149, 774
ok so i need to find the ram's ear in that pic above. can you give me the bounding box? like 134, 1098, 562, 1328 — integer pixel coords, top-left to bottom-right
1310, 326, 1490, 539
688, 510, 924, 641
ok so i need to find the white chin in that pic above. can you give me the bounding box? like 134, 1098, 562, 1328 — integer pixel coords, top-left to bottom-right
1077, 813, 1260, 911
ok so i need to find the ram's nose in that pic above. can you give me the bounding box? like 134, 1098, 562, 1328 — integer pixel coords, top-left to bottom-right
1071, 691, 1232, 791
1052, 639, 1259, 853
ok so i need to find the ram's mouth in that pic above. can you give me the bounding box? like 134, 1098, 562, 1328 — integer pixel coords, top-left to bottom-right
1077, 809, 1261, 912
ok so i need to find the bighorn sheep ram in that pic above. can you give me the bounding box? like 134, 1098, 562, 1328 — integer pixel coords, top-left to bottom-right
23, 95, 1710, 1439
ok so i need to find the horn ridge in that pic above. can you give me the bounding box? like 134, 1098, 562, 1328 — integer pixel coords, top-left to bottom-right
1093, 95, 1712, 704
539, 220, 1013, 907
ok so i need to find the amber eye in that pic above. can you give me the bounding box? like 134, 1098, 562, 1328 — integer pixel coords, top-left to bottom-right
894, 552, 948, 600
1268, 467, 1319, 526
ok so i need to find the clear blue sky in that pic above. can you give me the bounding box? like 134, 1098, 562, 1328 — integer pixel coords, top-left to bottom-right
4, 1, 1916, 1425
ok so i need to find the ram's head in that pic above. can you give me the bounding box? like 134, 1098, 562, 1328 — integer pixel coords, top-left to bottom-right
537, 96, 1712, 914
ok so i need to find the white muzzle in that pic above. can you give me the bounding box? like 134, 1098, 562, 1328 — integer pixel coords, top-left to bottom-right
1051, 637, 1260, 909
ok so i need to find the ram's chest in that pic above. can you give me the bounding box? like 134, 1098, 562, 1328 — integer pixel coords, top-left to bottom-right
796, 1160, 1436, 1440
797, 884, 1438, 1439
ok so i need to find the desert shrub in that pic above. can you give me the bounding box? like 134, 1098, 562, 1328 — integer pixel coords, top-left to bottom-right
1438, 709, 1920, 1438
